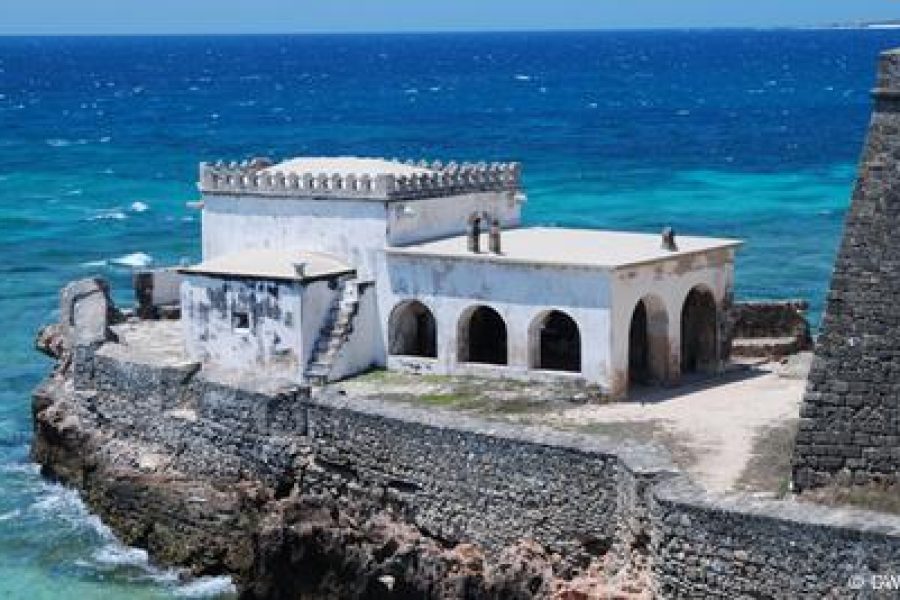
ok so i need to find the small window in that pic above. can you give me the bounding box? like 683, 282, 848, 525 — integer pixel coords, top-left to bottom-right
232, 310, 250, 331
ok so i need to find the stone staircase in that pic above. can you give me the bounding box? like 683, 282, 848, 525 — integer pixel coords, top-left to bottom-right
304, 278, 360, 385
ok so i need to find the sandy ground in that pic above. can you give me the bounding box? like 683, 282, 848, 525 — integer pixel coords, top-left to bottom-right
545, 355, 810, 493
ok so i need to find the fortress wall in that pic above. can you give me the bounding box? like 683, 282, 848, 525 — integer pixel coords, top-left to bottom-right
86, 348, 304, 483
58, 330, 900, 596
792, 49, 900, 490
302, 393, 671, 559
651, 478, 900, 598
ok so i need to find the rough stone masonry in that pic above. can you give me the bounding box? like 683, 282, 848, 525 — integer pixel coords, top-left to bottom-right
793, 49, 900, 491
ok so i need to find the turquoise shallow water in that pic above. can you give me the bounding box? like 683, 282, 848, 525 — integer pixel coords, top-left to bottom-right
0, 30, 897, 597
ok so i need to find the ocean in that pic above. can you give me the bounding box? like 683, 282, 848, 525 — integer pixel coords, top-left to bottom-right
0, 30, 896, 598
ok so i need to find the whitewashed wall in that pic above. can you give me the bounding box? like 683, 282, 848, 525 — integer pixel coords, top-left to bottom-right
386, 190, 522, 246
329, 283, 384, 381
202, 190, 522, 279
380, 255, 612, 386
298, 278, 342, 369
201, 195, 388, 278
181, 275, 303, 379
608, 248, 736, 396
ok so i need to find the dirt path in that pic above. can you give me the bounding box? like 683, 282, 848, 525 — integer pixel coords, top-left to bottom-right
544, 356, 809, 493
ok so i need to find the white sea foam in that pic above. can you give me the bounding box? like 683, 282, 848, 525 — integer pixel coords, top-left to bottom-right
46, 138, 89, 148
130, 201, 149, 212
514, 74, 531, 81
81, 259, 108, 268
30, 483, 100, 531
111, 252, 153, 268
88, 211, 127, 221
93, 543, 150, 567
0, 462, 39, 475
0, 509, 22, 522
173, 576, 237, 598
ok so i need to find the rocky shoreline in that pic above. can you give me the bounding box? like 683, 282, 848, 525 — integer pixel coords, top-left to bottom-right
31, 280, 647, 599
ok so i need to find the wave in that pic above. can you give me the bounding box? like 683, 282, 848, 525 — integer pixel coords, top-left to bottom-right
0, 509, 22, 522
173, 576, 237, 598
110, 252, 153, 268
46, 138, 89, 148
130, 201, 149, 212
514, 74, 531, 81
0, 462, 39, 475
30, 482, 236, 596
93, 543, 150, 567
88, 211, 127, 221
81, 259, 108, 268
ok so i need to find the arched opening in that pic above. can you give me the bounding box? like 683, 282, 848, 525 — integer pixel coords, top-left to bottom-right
458, 305, 507, 365
530, 311, 581, 372
681, 286, 718, 375
388, 300, 437, 358
628, 295, 670, 386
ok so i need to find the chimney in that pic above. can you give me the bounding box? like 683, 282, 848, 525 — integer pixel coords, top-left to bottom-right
661, 227, 677, 251
467, 215, 482, 253
489, 218, 502, 254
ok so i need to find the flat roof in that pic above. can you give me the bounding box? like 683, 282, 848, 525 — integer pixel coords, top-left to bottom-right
386, 227, 742, 270
261, 157, 434, 178
179, 249, 354, 282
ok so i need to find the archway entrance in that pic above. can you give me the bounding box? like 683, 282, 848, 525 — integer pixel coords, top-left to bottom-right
531, 311, 581, 372
681, 287, 718, 375
388, 301, 437, 358
458, 305, 507, 365
628, 296, 670, 386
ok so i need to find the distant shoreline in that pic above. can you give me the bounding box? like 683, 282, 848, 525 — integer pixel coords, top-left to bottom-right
2, 26, 900, 38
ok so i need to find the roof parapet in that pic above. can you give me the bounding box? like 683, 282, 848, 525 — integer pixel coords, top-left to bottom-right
198, 159, 522, 201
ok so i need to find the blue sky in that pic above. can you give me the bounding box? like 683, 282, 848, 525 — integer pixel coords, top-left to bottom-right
1, 0, 898, 34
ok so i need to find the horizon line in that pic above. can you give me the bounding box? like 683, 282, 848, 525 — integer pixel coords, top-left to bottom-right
0, 25, 895, 38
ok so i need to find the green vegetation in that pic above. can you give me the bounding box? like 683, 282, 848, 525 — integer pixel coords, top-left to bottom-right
735, 419, 798, 497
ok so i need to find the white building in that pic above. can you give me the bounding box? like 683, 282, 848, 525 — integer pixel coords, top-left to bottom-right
179, 156, 741, 397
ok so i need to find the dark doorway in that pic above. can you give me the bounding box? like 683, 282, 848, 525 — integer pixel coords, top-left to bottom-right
628, 295, 670, 387
459, 306, 507, 365
389, 301, 437, 358
629, 301, 650, 384
681, 287, 718, 374
533, 311, 581, 372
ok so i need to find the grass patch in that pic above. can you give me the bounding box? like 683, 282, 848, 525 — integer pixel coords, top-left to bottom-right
416, 392, 480, 409
735, 419, 798, 497
802, 482, 900, 515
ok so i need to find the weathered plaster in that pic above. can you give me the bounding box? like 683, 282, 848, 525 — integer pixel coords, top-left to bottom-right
181, 275, 303, 378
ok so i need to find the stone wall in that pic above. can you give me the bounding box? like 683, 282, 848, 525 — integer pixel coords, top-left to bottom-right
304, 393, 674, 560
75, 334, 673, 563
69, 343, 900, 598
651, 477, 900, 598
793, 49, 900, 490
727, 300, 812, 358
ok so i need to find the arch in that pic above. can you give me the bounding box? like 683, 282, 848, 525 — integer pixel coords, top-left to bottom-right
458, 305, 507, 365
680, 286, 719, 375
628, 295, 670, 386
529, 310, 581, 372
388, 300, 437, 358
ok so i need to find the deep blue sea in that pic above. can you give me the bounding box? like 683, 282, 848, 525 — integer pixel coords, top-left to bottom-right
0, 30, 897, 598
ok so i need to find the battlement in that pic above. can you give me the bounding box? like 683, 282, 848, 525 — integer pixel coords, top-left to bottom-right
198, 158, 522, 201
